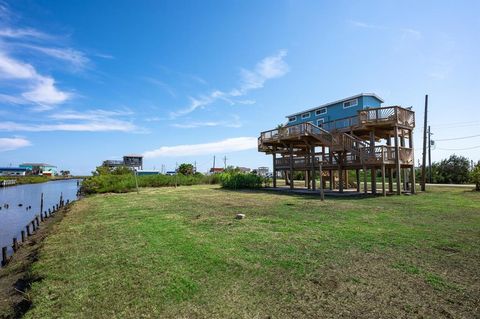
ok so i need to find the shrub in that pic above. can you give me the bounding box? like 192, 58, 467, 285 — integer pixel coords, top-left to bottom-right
219, 172, 265, 189
80, 173, 220, 194
471, 161, 480, 191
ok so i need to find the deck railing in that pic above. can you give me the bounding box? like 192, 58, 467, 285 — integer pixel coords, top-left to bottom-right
260, 122, 333, 144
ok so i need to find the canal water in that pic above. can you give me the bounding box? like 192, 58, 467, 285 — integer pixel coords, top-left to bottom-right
0, 179, 81, 255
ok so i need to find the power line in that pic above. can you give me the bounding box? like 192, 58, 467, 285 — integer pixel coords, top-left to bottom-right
435, 134, 480, 142
437, 145, 480, 151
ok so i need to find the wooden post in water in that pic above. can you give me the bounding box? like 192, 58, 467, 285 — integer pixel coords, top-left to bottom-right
31, 220, 36, 232
26, 225, 31, 236
21, 230, 26, 242
40, 192, 44, 217
12, 238, 18, 252
35, 216, 40, 227
1, 247, 7, 266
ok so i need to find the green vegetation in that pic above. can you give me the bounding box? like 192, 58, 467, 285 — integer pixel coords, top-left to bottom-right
219, 172, 266, 189
13, 186, 479, 318
0, 175, 49, 185
81, 173, 220, 194
471, 161, 480, 191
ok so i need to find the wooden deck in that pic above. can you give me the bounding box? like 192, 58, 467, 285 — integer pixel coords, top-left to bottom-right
258, 106, 416, 196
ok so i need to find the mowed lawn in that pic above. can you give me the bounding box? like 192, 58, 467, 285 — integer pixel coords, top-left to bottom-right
25, 185, 479, 318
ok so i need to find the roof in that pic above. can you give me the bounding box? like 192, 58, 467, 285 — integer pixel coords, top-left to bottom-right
285, 93, 384, 118
123, 154, 143, 158
0, 167, 27, 171
19, 163, 56, 167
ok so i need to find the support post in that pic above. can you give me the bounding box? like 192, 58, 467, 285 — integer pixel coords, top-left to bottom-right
370, 130, 376, 194
356, 169, 360, 193
319, 162, 324, 201
381, 164, 386, 197
387, 135, 393, 192
400, 132, 407, 191
394, 126, 402, 195
272, 148, 277, 188
311, 146, 316, 191
409, 129, 416, 194
363, 165, 368, 194
289, 144, 294, 190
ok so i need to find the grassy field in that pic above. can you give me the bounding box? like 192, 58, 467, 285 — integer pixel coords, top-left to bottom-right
18, 185, 480, 318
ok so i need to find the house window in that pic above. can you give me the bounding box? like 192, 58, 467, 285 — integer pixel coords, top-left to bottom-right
301, 112, 310, 119
343, 98, 358, 108
315, 107, 327, 116
317, 118, 325, 126
288, 116, 296, 122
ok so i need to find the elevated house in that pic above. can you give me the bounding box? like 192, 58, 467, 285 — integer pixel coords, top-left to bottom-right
102, 155, 144, 171
258, 93, 415, 195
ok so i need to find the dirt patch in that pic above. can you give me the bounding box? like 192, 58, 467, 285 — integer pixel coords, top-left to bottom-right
0, 204, 72, 319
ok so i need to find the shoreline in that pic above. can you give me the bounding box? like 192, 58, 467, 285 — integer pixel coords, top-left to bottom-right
0, 177, 85, 188
0, 200, 74, 318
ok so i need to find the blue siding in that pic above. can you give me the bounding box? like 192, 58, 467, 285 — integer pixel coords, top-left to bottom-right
286, 95, 383, 127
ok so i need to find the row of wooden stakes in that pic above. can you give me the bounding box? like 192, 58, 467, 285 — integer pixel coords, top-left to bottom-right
1, 197, 70, 267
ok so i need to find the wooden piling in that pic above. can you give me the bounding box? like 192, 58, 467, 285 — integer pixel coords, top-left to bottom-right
21, 230, 26, 242
12, 238, 18, 252
31, 220, 36, 232
26, 225, 31, 236
40, 192, 44, 218
35, 216, 40, 227
1, 247, 7, 266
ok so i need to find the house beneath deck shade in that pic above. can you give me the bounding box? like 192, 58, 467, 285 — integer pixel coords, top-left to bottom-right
258, 93, 416, 196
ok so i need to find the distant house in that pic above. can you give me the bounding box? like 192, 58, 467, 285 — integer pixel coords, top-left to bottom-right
19, 163, 57, 176
237, 167, 251, 173
209, 168, 224, 174
257, 167, 269, 177
0, 167, 28, 176
285, 93, 384, 128
102, 154, 143, 170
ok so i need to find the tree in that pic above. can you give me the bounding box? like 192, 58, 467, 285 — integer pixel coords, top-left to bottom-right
92, 165, 132, 176
178, 163, 194, 175
471, 161, 480, 191
435, 155, 470, 184
60, 170, 71, 177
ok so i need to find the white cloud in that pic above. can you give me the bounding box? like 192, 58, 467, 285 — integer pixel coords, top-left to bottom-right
0, 120, 137, 132
0, 27, 52, 40
143, 137, 257, 158
20, 44, 89, 69
0, 109, 139, 132
349, 20, 421, 39
0, 52, 71, 109
171, 115, 242, 129
0, 137, 31, 151
171, 50, 288, 117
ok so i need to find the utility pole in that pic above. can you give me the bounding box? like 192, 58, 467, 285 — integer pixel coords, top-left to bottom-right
428, 126, 432, 183
421, 94, 428, 191
212, 156, 216, 173
223, 155, 227, 169
194, 161, 197, 174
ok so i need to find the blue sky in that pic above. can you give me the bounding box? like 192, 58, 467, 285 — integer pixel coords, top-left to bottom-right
0, 0, 479, 174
